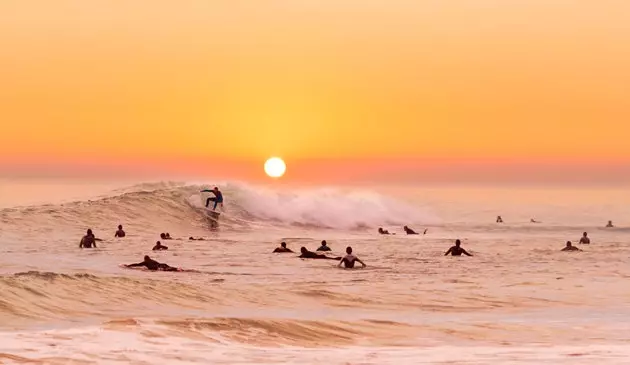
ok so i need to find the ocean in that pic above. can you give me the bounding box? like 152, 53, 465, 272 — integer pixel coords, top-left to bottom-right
1, 178, 629, 364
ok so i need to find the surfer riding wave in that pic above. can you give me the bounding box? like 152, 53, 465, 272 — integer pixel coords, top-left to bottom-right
201, 187, 223, 211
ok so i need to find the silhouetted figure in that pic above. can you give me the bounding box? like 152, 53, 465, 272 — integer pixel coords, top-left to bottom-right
496, 216, 504, 223
115, 225, 126, 238
316, 240, 332, 251
124, 255, 177, 271
403, 226, 419, 235
160, 233, 172, 240
606, 220, 614, 228
80, 229, 99, 248
444, 239, 472, 256
152, 241, 168, 251
273, 242, 293, 253
298, 247, 340, 260
378, 227, 391, 235
338, 246, 366, 269
562, 241, 581, 251
579, 232, 590, 244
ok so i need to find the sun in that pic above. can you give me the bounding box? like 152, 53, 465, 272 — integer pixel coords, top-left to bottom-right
264, 157, 286, 178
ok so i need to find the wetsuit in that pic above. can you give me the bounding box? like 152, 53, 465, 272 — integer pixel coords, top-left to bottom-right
273, 247, 293, 253
316, 245, 331, 252
152, 244, 168, 251
80, 235, 97, 248
299, 251, 340, 260
444, 246, 472, 256
115, 230, 126, 238
127, 258, 178, 271
340, 254, 359, 268
202, 189, 223, 210
404, 228, 418, 235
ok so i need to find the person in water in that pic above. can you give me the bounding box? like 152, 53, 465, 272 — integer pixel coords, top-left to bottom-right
606, 220, 614, 228
530, 219, 540, 223
378, 227, 391, 235
299, 247, 340, 260
496, 216, 504, 223
125, 255, 178, 271
273, 242, 293, 253
562, 241, 581, 251
403, 226, 418, 235
579, 232, 590, 244
115, 225, 126, 238
189, 237, 206, 241
201, 187, 223, 211
152, 241, 168, 251
316, 240, 331, 251
444, 239, 473, 256
80, 229, 98, 248
338, 246, 366, 269
160, 233, 173, 240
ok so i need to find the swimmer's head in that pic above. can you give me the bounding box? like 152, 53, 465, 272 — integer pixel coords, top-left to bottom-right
378, 228, 383, 232
160, 233, 166, 239
321, 240, 327, 246
214, 187, 219, 191
300, 247, 307, 253
118, 225, 123, 230
566, 241, 572, 247
87, 229, 93, 235
144, 255, 150, 261
404, 226, 408, 230
346, 246, 352, 254
281, 242, 287, 248
155, 241, 161, 246
455, 239, 461, 246
583, 232, 588, 236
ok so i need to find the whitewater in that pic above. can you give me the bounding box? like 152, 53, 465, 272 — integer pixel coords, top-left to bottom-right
1, 179, 630, 364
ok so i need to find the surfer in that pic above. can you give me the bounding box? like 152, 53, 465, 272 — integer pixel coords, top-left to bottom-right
124, 255, 178, 271
201, 187, 223, 211
152, 241, 168, 251
299, 247, 340, 260
79, 229, 98, 248
273, 242, 293, 253
160, 233, 173, 240
189, 237, 206, 241
562, 241, 581, 251
338, 246, 366, 269
115, 225, 126, 238
530, 219, 540, 223
496, 216, 504, 223
579, 232, 590, 244
403, 226, 419, 235
378, 227, 391, 235
316, 240, 332, 251
444, 239, 473, 256
606, 220, 614, 228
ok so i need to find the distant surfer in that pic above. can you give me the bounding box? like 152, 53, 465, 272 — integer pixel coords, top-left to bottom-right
403, 226, 419, 235
115, 225, 126, 238
152, 241, 168, 251
273, 242, 293, 253
189, 237, 206, 241
124, 255, 178, 271
79, 229, 99, 248
299, 247, 340, 260
496, 216, 504, 223
444, 239, 473, 256
201, 187, 223, 211
606, 220, 614, 228
579, 232, 590, 244
160, 233, 173, 240
530, 219, 540, 223
562, 241, 581, 251
378, 227, 391, 235
316, 240, 332, 251
338, 246, 366, 269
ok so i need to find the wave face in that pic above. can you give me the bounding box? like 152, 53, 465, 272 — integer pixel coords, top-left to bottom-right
0, 181, 437, 232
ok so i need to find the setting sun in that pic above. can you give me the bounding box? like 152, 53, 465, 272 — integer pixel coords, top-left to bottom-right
264, 157, 286, 178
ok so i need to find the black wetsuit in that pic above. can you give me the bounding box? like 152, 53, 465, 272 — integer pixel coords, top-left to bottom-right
152, 245, 168, 251
299, 251, 340, 260
80, 235, 96, 248
316, 245, 331, 251
404, 228, 418, 235
128, 259, 177, 271
273, 247, 293, 253
445, 246, 472, 256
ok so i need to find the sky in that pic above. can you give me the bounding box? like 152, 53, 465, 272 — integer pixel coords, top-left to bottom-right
1, 1, 629, 185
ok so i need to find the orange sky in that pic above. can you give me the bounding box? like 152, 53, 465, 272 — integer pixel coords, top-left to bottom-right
1, 1, 629, 183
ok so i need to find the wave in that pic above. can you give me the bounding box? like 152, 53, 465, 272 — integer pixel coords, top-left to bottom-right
0, 181, 437, 232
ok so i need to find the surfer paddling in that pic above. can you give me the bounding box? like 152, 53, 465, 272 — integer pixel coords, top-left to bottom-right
561, 241, 581, 251
124, 255, 178, 271
201, 187, 223, 211
338, 246, 366, 269
273, 242, 293, 253
299, 247, 340, 260
152, 241, 168, 251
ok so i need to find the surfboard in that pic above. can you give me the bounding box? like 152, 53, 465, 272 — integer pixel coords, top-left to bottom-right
119, 264, 185, 272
